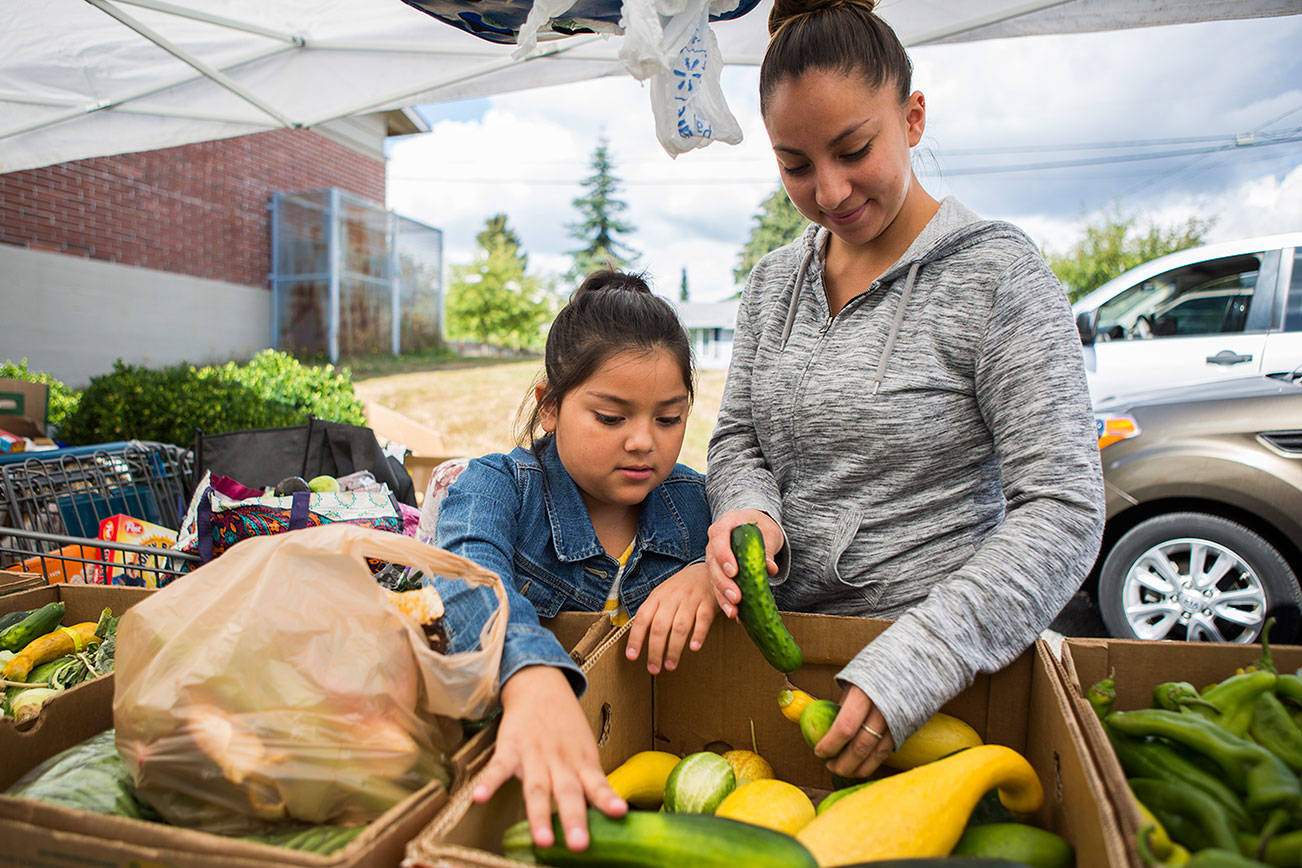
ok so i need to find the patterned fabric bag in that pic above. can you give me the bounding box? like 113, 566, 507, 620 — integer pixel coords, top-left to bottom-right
177, 471, 403, 564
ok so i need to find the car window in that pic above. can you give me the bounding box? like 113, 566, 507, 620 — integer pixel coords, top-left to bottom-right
1287, 248, 1302, 332
1095, 252, 1263, 341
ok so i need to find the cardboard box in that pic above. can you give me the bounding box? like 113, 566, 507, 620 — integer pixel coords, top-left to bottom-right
0, 571, 43, 596
406, 613, 1128, 866
0, 604, 612, 868
1, 584, 155, 733
0, 379, 48, 440
1055, 637, 1302, 868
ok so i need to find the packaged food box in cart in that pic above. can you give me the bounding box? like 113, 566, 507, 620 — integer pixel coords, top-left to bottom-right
407, 613, 1130, 867
96, 513, 179, 587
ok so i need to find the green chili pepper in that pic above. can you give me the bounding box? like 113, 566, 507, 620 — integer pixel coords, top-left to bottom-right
1105, 725, 1253, 831
1106, 708, 1301, 812
1088, 669, 1116, 718
1250, 692, 1302, 773
1184, 850, 1272, 868
1188, 670, 1279, 736
1275, 673, 1302, 707
1128, 777, 1241, 853
1238, 829, 1302, 868
1154, 681, 1222, 713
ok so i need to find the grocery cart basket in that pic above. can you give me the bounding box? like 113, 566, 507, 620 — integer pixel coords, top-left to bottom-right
0, 440, 198, 586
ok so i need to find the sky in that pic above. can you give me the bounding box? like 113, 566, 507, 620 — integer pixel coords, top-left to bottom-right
385, 13, 1302, 304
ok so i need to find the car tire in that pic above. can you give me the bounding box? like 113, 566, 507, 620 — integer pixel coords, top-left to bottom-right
1098, 512, 1301, 643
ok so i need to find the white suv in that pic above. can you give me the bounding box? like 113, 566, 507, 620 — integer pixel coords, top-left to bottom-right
1071, 233, 1302, 403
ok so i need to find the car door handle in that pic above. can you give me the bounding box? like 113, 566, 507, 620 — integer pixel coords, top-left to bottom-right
1206, 350, 1253, 366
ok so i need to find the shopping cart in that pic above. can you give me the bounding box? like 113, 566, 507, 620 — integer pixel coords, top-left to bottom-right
0, 441, 199, 586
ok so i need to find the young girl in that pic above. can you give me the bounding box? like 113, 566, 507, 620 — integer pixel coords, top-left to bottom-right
706, 0, 1104, 781
431, 270, 716, 851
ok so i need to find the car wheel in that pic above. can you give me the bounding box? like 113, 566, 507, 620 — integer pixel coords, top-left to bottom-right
1098, 512, 1301, 642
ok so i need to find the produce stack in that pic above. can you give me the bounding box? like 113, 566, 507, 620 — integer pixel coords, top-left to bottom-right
0, 601, 120, 725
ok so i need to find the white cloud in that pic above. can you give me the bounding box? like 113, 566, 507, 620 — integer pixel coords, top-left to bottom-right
387, 14, 1302, 302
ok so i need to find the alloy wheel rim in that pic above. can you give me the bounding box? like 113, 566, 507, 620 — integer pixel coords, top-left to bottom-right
1121, 536, 1265, 642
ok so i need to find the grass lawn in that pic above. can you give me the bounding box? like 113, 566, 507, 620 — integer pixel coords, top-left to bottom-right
353, 359, 729, 473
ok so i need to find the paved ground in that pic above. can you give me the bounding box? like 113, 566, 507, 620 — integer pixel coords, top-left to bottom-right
1049, 590, 1110, 638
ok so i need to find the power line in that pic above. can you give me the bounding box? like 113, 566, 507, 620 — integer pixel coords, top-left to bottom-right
389, 133, 1302, 186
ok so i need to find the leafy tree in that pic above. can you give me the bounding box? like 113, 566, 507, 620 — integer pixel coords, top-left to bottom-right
568, 136, 637, 279
446, 214, 556, 351
1047, 209, 1213, 302
734, 185, 807, 286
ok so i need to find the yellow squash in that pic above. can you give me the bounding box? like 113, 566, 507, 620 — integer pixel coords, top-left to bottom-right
714, 779, 816, 835
605, 750, 681, 809
796, 744, 1044, 866
884, 711, 983, 770
778, 687, 817, 723
2, 622, 100, 682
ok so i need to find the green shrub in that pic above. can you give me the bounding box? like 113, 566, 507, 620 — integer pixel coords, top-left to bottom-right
0, 359, 81, 428
57, 351, 366, 447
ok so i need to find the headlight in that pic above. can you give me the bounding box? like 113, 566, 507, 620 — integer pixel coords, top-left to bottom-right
1095, 414, 1141, 449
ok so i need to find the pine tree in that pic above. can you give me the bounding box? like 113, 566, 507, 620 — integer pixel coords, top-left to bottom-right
445, 214, 557, 351
679, 267, 690, 302
568, 136, 638, 280
733, 185, 807, 286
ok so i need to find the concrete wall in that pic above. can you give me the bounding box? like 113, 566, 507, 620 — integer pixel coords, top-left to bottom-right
1, 245, 271, 388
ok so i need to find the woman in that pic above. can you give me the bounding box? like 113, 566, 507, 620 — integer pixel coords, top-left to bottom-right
705, 0, 1105, 781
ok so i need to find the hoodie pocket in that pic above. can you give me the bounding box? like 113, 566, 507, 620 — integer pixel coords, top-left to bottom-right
782, 494, 884, 610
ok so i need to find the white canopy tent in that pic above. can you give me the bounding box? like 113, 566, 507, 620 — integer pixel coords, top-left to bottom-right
1, 0, 1298, 173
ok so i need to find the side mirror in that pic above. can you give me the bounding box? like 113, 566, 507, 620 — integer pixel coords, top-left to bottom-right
1075, 310, 1096, 345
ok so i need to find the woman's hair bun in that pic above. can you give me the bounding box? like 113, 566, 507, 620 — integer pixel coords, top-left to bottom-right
768, 0, 876, 36
573, 269, 652, 298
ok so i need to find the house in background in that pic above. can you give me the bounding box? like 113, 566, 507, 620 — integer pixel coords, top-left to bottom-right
673, 299, 739, 370
0, 110, 442, 388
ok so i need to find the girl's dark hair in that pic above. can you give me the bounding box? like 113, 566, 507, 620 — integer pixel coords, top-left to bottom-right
759, 0, 913, 115
519, 270, 695, 449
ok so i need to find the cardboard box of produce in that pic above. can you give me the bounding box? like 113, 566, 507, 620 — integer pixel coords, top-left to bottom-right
1, 583, 154, 732
0, 379, 48, 440
406, 613, 1128, 867
0, 605, 610, 868
1055, 636, 1302, 868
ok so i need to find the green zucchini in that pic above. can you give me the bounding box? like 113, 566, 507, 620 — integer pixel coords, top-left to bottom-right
7, 729, 162, 821
0, 609, 32, 633
729, 523, 802, 673
501, 808, 817, 867
0, 601, 65, 652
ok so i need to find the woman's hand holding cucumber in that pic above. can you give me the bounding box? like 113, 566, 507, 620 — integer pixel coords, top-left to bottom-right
705, 509, 784, 620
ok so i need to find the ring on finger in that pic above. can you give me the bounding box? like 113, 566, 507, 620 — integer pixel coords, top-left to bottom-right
861, 723, 883, 740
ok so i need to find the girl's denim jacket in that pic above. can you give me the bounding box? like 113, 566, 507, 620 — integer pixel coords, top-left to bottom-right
432, 437, 710, 695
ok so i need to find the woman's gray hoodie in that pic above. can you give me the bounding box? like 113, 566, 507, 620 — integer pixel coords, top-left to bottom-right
706, 197, 1105, 741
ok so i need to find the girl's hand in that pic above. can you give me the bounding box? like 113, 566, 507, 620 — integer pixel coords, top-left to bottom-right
705, 509, 783, 619
814, 683, 895, 779
624, 562, 717, 674
472, 665, 626, 850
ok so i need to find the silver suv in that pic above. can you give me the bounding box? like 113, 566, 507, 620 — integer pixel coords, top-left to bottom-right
1073, 233, 1302, 403
1092, 373, 1302, 642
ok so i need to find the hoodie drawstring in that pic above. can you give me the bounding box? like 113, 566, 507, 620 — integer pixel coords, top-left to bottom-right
780, 245, 815, 349
872, 260, 920, 395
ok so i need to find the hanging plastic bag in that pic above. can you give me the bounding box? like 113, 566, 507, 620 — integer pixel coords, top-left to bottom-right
113, 523, 508, 834
644, 1, 743, 156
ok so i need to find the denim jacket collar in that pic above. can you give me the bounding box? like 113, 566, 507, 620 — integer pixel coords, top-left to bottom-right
535, 437, 692, 563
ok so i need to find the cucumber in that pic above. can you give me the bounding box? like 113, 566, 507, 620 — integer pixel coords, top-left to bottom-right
501, 808, 818, 867
729, 523, 802, 673
799, 699, 841, 750
951, 823, 1073, 868
0, 609, 32, 633
0, 601, 65, 652
7, 729, 161, 821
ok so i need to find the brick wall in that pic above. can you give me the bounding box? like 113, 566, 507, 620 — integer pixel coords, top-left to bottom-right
0, 129, 385, 288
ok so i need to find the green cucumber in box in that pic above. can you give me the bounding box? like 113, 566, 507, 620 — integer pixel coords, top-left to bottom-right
730, 522, 802, 673
663, 752, 736, 814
